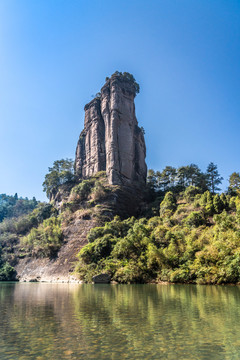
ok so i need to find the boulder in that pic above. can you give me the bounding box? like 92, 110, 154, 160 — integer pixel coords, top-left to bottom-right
92, 273, 111, 284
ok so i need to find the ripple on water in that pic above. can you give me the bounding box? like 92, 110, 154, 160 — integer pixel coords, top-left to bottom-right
0, 283, 240, 359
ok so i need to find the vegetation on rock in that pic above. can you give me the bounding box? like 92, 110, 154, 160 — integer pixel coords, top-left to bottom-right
22, 217, 62, 258
108, 71, 140, 94
43, 159, 75, 199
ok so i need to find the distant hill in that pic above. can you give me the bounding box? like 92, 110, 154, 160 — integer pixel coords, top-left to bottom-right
0, 194, 39, 222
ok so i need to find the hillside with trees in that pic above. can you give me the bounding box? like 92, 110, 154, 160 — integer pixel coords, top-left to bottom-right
1, 159, 240, 284
74, 163, 240, 284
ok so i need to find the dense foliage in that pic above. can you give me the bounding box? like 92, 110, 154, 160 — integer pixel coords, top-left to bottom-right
2, 160, 240, 284
76, 182, 240, 284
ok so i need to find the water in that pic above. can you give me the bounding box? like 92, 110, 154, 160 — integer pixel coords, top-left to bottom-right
0, 283, 240, 359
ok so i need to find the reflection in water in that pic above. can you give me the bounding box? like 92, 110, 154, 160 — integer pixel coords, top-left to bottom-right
0, 283, 240, 359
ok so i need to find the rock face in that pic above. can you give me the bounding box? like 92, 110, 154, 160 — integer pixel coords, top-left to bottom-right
75, 73, 147, 187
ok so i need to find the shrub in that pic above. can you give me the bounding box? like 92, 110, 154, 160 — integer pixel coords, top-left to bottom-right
184, 186, 200, 203
22, 217, 63, 258
70, 180, 94, 201
169, 267, 192, 283
184, 211, 205, 228
79, 234, 117, 264
0, 262, 16, 281
113, 261, 148, 283
91, 181, 106, 201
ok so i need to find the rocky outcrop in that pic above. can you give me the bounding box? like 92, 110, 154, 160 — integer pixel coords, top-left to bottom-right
75, 73, 147, 187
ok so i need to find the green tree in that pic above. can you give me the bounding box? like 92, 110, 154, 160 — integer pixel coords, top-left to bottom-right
213, 194, 224, 214
186, 164, 202, 186
159, 166, 177, 191
147, 169, 157, 191
177, 164, 206, 191
184, 186, 200, 203
177, 166, 189, 189
220, 193, 228, 210
228, 172, 240, 196
205, 191, 214, 216
43, 159, 75, 199
206, 162, 223, 194
184, 211, 205, 228
160, 192, 177, 217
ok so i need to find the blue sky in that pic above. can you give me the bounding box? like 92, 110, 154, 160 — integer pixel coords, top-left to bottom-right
0, 0, 239, 200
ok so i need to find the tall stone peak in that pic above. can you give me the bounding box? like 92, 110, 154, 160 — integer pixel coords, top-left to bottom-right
75, 72, 147, 187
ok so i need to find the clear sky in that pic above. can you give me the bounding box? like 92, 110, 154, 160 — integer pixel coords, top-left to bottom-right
0, 0, 239, 201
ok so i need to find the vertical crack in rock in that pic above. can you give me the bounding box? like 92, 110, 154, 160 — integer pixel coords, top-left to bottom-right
75, 73, 147, 188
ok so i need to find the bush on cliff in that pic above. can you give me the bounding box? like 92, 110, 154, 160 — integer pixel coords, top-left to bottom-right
111, 71, 140, 94
43, 159, 75, 199
70, 179, 94, 201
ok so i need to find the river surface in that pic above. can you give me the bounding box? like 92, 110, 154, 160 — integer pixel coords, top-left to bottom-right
0, 283, 240, 359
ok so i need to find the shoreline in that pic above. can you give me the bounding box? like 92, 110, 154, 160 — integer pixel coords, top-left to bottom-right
1, 278, 239, 286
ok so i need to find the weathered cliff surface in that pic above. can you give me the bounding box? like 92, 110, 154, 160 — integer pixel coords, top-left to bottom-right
75, 73, 147, 187
75, 98, 106, 178
15, 217, 96, 283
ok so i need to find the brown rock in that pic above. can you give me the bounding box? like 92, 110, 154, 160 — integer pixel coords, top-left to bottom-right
75, 98, 106, 178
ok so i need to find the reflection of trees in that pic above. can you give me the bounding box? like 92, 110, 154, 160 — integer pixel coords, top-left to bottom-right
72, 284, 240, 359
0, 284, 240, 359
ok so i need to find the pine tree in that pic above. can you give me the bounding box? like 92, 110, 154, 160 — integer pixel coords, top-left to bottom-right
228, 172, 240, 195
205, 191, 214, 216
206, 162, 223, 194
213, 194, 224, 214
160, 191, 177, 217
220, 193, 228, 210
159, 166, 177, 191
147, 169, 157, 191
